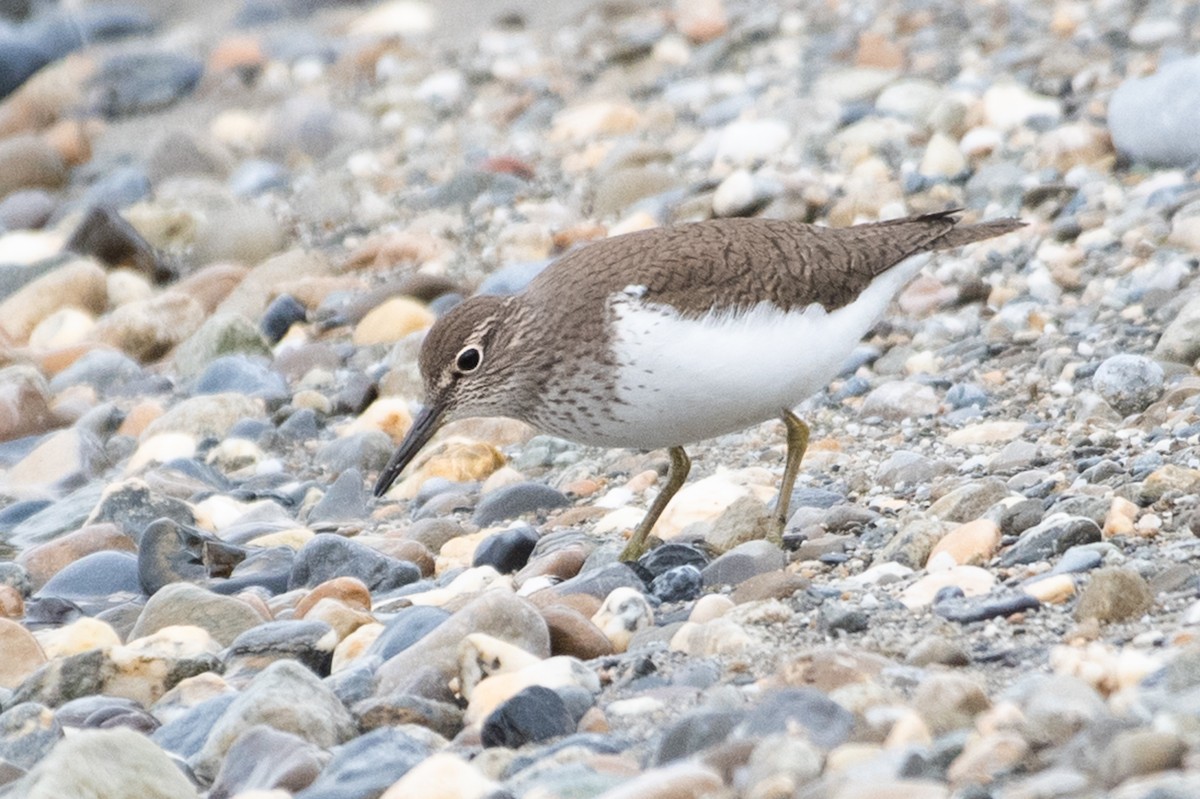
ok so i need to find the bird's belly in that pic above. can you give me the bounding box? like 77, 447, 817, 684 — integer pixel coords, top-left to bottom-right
578, 255, 928, 449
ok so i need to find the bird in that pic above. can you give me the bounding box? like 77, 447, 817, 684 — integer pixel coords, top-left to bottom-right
373, 210, 1023, 561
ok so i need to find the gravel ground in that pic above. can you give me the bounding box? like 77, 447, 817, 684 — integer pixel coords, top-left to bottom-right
1, 1, 1200, 798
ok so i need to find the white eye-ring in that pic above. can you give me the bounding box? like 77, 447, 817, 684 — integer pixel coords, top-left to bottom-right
455, 346, 483, 373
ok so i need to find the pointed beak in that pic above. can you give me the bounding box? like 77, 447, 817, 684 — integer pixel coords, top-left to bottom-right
373, 403, 446, 497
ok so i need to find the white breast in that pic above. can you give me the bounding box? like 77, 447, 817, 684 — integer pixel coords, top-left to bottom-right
587, 253, 931, 449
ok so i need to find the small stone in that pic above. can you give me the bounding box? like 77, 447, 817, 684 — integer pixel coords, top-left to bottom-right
206, 725, 322, 799
1109, 56, 1200, 167
481, 684, 575, 748
540, 604, 614, 659
0, 618, 47, 689
914, 672, 990, 735
945, 421, 1028, 446
0, 258, 107, 345
1092, 354, 1164, 416
1074, 567, 1153, 623
861, 380, 939, 420
473, 525, 539, 573
703, 494, 777, 553
192, 660, 357, 782
928, 479, 1010, 523
224, 620, 337, 677
998, 515, 1102, 566
702, 540, 787, 586
650, 565, 702, 603
93, 291, 207, 362
289, 533, 421, 593
900, 565, 995, 608
927, 519, 1001, 567
591, 587, 653, 653
353, 296, 436, 346
473, 482, 571, 526
36, 550, 140, 601
379, 751, 497, 799
130, 582, 264, 647
1140, 464, 1200, 503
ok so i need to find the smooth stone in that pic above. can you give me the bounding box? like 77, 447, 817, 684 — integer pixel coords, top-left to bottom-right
352, 296, 436, 346
152, 694, 237, 758
230, 159, 290, 197
730, 571, 809, 604
861, 381, 939, 420
5, 727, 198, 798
315, 430, 393, 475
1092, 354, 1164, 416
933, 590, 1040, 623
93, 291, 207, 362
591, 587, 653, 653
16, 523, 135, 590
914, 672, 991, 735
875, 450, 946, 487
78, 164, 151, 209
379, 752, 498, 799
1154, 293, 1200, 363
473, 525, 539, 574
138, 517, 235, 595
1109, 56, 1200, 167
375, 592, 550, 700
6, 428, 107, 491
294, 726, 431, 799
0, 702, 61, 770
551, 562, 644, 600
191, 205, 285, 266
65, 206, 162, 279
352, 692, 463, 740
704, 494, 776, 553
701, 540, 786, 586
539, 604, 614, 659
192, 660, 357, 782
0, 258, 106, 344
365, 605, 451, 661
47, 348, 144, 396
193, 356, 286, 407
307, 469, 370, 527
89, 51, 203, 118
472, 482, 571, 526
0, 188, 53, 230
130, 582, 264, 647
1099, 729, 1187, 786
1074, 567, 1153, 623
261, 293, 306, 344
289, 534, 421, 592
0, 134, 65, 198
63, 694, 166, 736
997, 515, 1102, 566
175, 315, 273, 380
1007, 674, 1107, 747
1139, 464, 1200, 503
928, 479, 1010, 522
653, 708, 745, 764
225, 620, 337, 677
87, 479, 195, 542
0, 365, 60, 443
207, 725, 323, 799
36, 551, 140, 600
927, 519, 1001, 567
739, 687, 855, 749
481, 685, 575, 749
650, 565, 702, 603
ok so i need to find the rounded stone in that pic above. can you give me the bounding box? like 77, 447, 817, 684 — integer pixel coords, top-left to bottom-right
481, 685, 576, 749
1092, 354, 1164, 416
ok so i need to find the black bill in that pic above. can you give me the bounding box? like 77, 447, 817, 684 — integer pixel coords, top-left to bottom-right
373, 403, 445, 497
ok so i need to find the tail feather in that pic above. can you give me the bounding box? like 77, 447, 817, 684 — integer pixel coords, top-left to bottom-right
934, 217, 1026, 250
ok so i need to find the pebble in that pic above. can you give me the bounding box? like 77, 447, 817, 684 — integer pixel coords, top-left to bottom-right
1092, 354, 1164, 416
1109, 56, 1200, 167
1074, 567, 1153, 623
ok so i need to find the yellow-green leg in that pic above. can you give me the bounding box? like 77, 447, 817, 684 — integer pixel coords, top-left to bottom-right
770, 409, 811, 545
619, 446, 691, 562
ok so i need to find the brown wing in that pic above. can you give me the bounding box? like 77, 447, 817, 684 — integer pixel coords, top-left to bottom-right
527, 211, 1022, 317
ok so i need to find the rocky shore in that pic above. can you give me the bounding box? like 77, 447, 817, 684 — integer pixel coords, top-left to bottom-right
1, 0, 1200, 797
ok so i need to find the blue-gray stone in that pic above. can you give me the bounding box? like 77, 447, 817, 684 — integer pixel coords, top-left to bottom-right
636, 543, 709, 579
194, 356, 289, 406
366, 606, 451, 661
230, 159, 290, 197
37, 551, 141, 600
225, 620, 335, 676
89, 51, 203, 118
1109, 56, 1200, 167
278, 407, 320, 441
295, 727, 430, 799
946, 382, 989, 410
934, 590, 1040, 623
0, 702, 61, 770
737, 688, 855, 749
998, 516, 1102, 567
10, 483, 105, 547
48, 349, 144, 396
472, 482, 570, 526
315, 431, 392, 475
77, 164, 152, 210
653, 708, 744, 764
477, 259, 550, 295
289, 533, 420, 592
152, 694, 237, 758
307, 469, 369, 526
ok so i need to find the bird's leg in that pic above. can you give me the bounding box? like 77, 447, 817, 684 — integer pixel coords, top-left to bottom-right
619, 446, 691, 562
771, 409, 811, 545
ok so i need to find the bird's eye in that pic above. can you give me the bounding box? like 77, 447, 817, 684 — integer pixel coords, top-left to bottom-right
455, 346, 482, 373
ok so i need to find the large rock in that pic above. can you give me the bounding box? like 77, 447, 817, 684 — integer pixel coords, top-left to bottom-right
7, 727, 198, 798
1109, 56, 1200, 167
